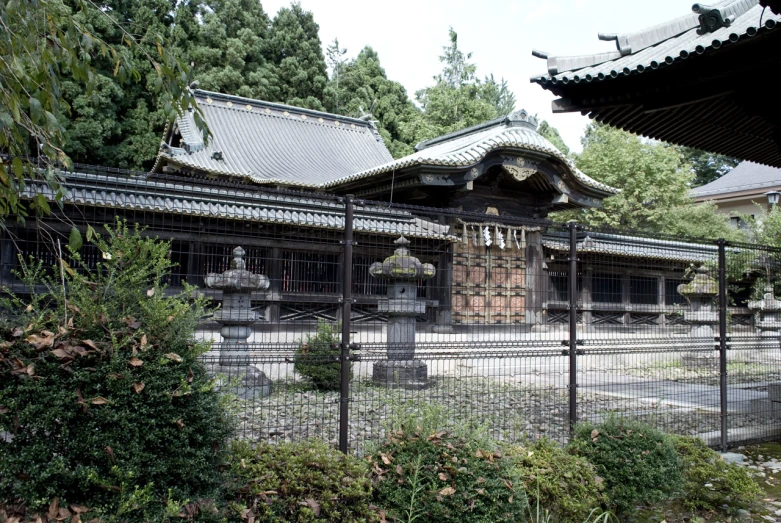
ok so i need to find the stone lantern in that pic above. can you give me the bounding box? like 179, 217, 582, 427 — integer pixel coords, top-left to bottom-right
205, 246, 271, 397
748, 286, 781, 338
678, 265, 719, 369
370, 236, 436, 389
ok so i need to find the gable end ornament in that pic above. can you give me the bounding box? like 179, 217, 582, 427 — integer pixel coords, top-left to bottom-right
693, 3, 733, 34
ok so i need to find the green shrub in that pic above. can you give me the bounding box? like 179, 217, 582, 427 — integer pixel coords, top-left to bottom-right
673, 436, 761, 511
0, 221, 235, 522
227, 439, 376, 522
569, 417, 682, 513
294, 320, 347, 391
507, 438, 606, 522
370, 428, 528, 523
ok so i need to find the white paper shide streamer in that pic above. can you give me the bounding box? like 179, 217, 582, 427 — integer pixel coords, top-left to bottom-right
483, 226, 492, 247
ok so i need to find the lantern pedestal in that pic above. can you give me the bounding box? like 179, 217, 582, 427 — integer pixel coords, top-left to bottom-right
205, 246, 272, 399
369, 236, 436, 389
678, 266, 720, 370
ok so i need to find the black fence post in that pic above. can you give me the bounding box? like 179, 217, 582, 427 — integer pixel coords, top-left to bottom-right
717, 238, 728, 452
339, 195, 355, 454
568, 222, 579, 432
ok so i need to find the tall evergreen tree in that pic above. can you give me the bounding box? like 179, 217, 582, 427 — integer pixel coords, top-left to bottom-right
681, 147, 739, 186
409, 29, 502, 143
482, 74, 516, 117
324, 46, 420, 158
325, 38, 348, 113
264, 3, 328, 110
61, 0, 190, 169
184, 0, 275, 100
538, 120, 570, 157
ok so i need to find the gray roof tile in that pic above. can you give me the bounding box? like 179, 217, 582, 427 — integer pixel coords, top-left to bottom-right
543, 231, 719, 262
692, 161, 781, 197
531, 0, 780, 85
159, 90, 394, 187
324, 110, 618, 194
22, 171, 453, 239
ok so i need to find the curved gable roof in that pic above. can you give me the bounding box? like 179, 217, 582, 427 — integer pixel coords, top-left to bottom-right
324, 110, 618, 195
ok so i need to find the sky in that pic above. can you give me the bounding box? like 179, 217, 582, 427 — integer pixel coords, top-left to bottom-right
261, 0, 691, 153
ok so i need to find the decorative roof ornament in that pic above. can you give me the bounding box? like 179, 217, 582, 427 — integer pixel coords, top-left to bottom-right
507, 109, 539, 130
693, 0, 755, 34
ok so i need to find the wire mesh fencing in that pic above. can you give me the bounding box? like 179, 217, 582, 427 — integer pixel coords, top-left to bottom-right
1, 168, 780, 454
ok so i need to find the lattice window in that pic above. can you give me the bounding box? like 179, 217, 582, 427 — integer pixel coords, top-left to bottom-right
630, 313, 659, 325
593, 311, 623, 324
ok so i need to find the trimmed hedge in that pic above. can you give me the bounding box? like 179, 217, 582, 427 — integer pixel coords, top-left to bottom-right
227, 440, 376, 522
570, 417, 682, 513
370, 429, 528, 523
507, 438, 607, 521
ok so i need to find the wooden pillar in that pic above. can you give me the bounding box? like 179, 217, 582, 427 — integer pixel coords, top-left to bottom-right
267, 246, 283, 323
582, 265, 593, 326
622, 272, 631, 326
433, 242, 454, 333
187, 241, 202, 285
658, 276, 666, 325
525, 231, 544, 325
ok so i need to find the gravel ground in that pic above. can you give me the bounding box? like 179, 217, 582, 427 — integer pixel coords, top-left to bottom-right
225, 374, 781, 453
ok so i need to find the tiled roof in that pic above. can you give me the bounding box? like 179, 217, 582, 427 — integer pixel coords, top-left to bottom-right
158, 90, 394, 187
692, 161, 781, 198
21, 170, 453, 240
324, 110, 618, 195
543, 231, 718, 262
531, 0, 779, 85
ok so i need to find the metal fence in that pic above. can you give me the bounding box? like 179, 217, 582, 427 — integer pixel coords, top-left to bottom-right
2, 169, 780, 454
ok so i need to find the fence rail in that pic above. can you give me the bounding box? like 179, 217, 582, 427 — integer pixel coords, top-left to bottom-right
2, 172, 780, 453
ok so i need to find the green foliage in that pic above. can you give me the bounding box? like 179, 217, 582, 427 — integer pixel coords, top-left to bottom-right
0, 220, 234, 522
182, 0, 275, 101
0, 0, 206, 220
569, 417, 683, 514
481, 74, 516, 117
538, 120, 570, 157
552, 123, 744, 241
506, 438, 607, 522
656, 201, 745, 242
681, 148, 739, 187
264, 3, 328, 110
324, 46, 420, 159
407, 28, 502, 144
370, 428, 528, 522
294, 320, 345, 391
673, 436, 761, 511
227, 439, 375, 523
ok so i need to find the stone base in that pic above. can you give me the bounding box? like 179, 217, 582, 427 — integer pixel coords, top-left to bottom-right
681, 352, 718, 370
372, 360, 429, 390
208, 364, 272, 399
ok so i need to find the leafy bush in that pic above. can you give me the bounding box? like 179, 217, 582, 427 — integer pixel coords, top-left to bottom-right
227, 440, 376, 522
0, 221, 235, 522
673, 436, 761, 511
370, 428, 528, 523
294, 320, 347, 391
569, 417, 682, 513
507, 438, 606, 522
